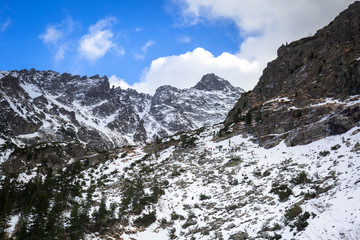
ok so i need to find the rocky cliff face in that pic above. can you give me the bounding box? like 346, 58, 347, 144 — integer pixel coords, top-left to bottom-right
225, 1, 360, 148
147, 74, 244, 138
0, 70, 243, 152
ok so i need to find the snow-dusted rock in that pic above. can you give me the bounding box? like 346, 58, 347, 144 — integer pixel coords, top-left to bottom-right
0, 70, 243, 152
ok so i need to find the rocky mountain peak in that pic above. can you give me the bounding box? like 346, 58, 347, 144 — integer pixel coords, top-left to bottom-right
224, 2, 360, 148
193, 73, 236, 91
0, 70, 243, 152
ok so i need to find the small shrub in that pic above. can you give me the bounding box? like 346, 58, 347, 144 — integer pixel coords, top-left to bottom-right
319, 150, 330, 157
272, 223, 281, 231
182, 211, 197, 229
169, 228, 177, 239
331, 144, 341, 150
303, 191, 317, 200
159, 218, 168, 227
291, 171, 311, 185
270, 183, 293, 202
263, 170, 271, 177
314, 185, 332, 195
170, 211, 182, 221
226, 204, 238, 212
133, 211, 156, 228
293, 212, 311, 231
285, 205, 302, 220
253, 170, 262, 177
199, 194, 211, 201
182, 218, 197, 229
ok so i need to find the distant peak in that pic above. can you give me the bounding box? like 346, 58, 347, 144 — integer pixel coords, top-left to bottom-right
193, 73, 233, 91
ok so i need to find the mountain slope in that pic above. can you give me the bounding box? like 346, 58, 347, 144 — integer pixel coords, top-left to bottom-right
93, 124, 360, 240
3, 122, 359, 240
225, 1, 360, 148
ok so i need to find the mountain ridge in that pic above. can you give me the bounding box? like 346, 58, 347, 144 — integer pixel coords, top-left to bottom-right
224, 1, 360, 148
0, 69, 243, 152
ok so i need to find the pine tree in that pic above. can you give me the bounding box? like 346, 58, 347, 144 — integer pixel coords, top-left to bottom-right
69, 202, 82, 240
45, 194, 65, 239
15, 213, 30, 240
94, 195, 109, 232
69, 201, 89, 240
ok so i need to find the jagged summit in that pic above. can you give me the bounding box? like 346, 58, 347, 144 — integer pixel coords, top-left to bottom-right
0, 69, 243, 152
193, 73, 236, 92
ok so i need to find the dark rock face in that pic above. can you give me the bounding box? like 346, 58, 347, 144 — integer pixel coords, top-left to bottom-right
193, 73, 239, 92
0, 70, 242, 153
225, 2, 360, 147
0, 69, 150, 151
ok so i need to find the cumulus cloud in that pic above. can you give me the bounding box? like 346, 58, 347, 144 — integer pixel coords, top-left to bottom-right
132, 47, 260, 94
135, 0, 354, 93
135, 40, 155, 60
78, 17, 123, 61
109, 75, 131, 89
39, 16, 75, 61
178, 0, 355, 76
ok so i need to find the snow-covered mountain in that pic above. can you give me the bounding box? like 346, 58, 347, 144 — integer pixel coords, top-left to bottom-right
0, 2, 360, 240
0, 70, 243, 152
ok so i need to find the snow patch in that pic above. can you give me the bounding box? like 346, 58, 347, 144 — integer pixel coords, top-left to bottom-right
20, 82, 42, 98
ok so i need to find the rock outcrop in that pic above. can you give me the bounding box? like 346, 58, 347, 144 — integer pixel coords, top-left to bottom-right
225, 1, 360, 148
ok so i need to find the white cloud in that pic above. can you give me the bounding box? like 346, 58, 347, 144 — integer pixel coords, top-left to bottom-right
135, 0, 354, 94
178, 0, 355, 80
39, 26, 63, 44
132, 47, 260, 94
177, 35, 191, 43
78, 17, 123, 61
54, 44, 67, 61
39, 16, 74, 44
135, 40, 155, 60
0, 18, 11, 32
39, 16, 75, 61
142, 40, 155, 52
109, 75, 131, 89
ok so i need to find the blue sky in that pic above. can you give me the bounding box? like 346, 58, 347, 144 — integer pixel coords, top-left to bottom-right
0, 0, 355, 94
0, 0, 240, 87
